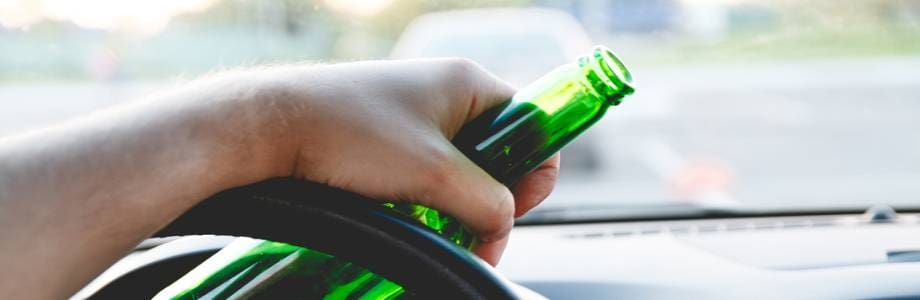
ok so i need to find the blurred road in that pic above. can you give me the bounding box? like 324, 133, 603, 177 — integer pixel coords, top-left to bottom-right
2, 57, 920, 211
555, 56, 920, 210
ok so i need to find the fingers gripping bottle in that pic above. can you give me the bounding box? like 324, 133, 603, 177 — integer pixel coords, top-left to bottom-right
156, 46, 635, 299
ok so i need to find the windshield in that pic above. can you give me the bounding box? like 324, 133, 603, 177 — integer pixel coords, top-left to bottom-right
2, 0, 919, 222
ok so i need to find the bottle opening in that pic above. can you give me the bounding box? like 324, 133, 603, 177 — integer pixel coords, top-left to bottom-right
592, 46, 635, 105
594, 46, 633, 90
597, 48, 634, 86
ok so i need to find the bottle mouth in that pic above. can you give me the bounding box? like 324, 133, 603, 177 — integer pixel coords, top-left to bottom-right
591, 46, 635, 105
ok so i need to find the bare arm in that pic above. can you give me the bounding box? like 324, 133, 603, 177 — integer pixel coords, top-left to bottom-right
0, 72, 287, 298
0, 60, 559, 299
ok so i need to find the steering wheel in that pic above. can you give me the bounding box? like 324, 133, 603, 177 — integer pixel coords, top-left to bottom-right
85, 177, 522, 299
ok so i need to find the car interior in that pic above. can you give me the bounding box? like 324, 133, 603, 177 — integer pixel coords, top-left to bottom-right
2, 0, 919, 299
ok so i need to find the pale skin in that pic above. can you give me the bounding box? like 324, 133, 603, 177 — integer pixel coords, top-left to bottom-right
0, 58, 560, 299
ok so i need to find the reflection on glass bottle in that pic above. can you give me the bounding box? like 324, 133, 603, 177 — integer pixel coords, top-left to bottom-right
156, 46, 635, 299
155, 238, 405, 299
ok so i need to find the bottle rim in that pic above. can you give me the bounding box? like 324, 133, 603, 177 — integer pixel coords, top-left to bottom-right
588, 46, 635, 105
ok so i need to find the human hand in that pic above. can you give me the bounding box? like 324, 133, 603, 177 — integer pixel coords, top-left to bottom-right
227, 59, 560, 265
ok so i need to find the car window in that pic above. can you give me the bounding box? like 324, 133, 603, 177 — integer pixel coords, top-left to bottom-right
2, 0, 920, 222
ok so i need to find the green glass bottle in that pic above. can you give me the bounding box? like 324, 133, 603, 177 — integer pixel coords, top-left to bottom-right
155, 46, 634, 299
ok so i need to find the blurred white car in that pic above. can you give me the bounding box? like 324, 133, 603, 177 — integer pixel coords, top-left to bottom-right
391, 8, 593, 87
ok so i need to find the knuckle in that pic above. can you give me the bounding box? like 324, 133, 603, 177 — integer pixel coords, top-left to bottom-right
439, 57, 484, 87
482, 188, 515, 239
495, 189, 516, 221
443, 57, 482, 73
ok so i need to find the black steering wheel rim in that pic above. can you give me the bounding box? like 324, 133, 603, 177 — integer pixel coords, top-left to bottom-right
139, 177, 518, 299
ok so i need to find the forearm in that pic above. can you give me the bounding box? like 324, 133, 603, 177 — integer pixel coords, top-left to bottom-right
0, 72, 293, 299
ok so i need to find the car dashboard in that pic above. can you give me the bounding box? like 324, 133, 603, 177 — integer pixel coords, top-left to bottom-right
499, 212, 920, 299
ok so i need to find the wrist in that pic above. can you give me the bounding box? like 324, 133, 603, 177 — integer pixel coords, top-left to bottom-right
182, 69, 306, 187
